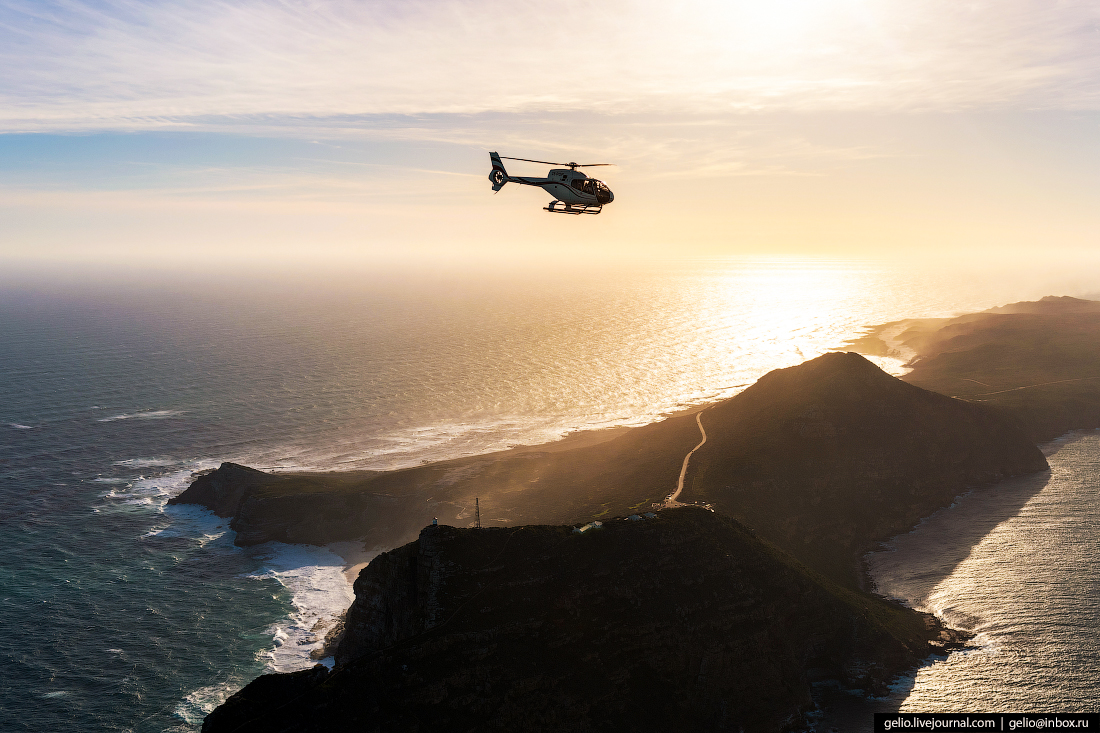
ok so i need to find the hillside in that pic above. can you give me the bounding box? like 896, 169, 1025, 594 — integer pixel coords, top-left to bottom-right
861, 296, 1100, 443
203, 509, 964, 733
679, 352, 1047, 585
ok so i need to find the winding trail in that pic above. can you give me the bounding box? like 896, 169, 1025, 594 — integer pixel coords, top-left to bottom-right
665, 409, 707, 507
958, 376, 1100, 398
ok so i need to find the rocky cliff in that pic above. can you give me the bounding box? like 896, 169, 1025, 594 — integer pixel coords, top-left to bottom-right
168, 465, 429, 549
681, 352, 1047, 585
204, 508, 963, 733
171, 462, 276, 518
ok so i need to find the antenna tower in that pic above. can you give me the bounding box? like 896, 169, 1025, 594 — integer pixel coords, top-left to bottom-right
475, 497, 481, 529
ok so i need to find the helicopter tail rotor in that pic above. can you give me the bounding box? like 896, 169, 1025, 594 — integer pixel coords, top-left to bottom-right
488, 152, 510, 191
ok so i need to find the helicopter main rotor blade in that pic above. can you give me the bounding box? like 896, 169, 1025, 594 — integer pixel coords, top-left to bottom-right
500, 156, 615, 168
499, 156, 566, 166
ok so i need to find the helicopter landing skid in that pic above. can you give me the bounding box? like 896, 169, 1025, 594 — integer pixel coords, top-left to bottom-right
545, 201, 602, 215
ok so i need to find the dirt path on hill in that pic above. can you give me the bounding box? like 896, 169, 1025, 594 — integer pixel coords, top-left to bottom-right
961, 376, 1100, 398
666, 410, 707, 507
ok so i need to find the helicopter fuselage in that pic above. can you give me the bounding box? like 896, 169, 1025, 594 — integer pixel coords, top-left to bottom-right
524, 169, 614, 207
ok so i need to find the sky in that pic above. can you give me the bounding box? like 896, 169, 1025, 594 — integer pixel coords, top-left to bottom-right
1, 0, 1099, 270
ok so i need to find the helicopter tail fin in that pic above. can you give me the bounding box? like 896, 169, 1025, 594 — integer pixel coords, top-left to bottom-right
488, 151, 509, 191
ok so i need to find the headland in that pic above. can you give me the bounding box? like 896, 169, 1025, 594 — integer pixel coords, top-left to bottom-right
175, 296, 1100, 732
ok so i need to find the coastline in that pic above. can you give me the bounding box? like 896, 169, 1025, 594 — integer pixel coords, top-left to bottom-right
191, 295, 1100, 728
818, 428, 1100, 729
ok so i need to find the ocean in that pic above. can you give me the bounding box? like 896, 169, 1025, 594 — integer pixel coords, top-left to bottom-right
1, 256, 1097, 731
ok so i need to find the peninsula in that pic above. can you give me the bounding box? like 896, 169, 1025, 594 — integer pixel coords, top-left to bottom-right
179, 296, 1100, 731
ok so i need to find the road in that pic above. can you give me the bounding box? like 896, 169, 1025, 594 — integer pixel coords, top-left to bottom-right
665, 409, 707, 507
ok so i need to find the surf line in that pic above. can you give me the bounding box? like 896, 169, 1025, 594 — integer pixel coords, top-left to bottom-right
665, 409, 708, 507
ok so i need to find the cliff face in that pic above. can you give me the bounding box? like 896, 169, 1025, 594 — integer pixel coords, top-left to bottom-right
204, 509, 960, 733
168, 465, 434, 548
682, 352, 1048, 585
169, 462, 273, 518
333, 525, 446, 665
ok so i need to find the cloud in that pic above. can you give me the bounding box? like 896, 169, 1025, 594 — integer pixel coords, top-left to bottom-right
2, 0, 1099, 132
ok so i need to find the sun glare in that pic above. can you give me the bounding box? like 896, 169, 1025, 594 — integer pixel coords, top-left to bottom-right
727, 0, 838, 50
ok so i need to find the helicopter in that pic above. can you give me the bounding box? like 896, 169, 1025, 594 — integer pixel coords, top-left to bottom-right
488, 152, 615, 215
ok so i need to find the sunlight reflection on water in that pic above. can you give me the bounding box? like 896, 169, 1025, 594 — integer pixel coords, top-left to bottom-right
817, 433, 1100, 729
894, 433, 1100, 712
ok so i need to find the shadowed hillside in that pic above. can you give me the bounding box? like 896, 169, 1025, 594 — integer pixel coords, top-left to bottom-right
680, 352, 1047, 585
203, 509, 963, 733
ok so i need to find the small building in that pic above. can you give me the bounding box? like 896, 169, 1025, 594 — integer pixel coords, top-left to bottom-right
573, 521, 604, 534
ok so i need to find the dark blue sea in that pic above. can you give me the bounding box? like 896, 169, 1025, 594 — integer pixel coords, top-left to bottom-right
1, 259, 1097, 730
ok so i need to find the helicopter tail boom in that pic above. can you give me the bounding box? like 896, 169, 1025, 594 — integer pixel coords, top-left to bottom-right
488, 151, 509, 191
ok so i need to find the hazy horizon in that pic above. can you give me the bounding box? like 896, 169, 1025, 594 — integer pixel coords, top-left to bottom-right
3, 1, 1100, 269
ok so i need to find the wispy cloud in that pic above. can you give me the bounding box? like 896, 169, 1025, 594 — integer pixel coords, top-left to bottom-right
2, 0, 1099, 132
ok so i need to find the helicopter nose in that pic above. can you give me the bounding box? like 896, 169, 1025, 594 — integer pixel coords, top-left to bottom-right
607, 190, 614, 203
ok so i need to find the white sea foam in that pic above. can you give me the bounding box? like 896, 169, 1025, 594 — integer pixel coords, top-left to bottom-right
99, 461, 259, 728
101, 468, 188, 506
114, 457, 180, 468
174, 678, 248, 726
860, 352, 911, 377
252, 412, 671, 474
97, 409, 182, 422
245, 543, 356, 673
99, 461, 219, 513
110, 460, 359, 684
144, 504, 230, 546
7, 422, 33, 429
